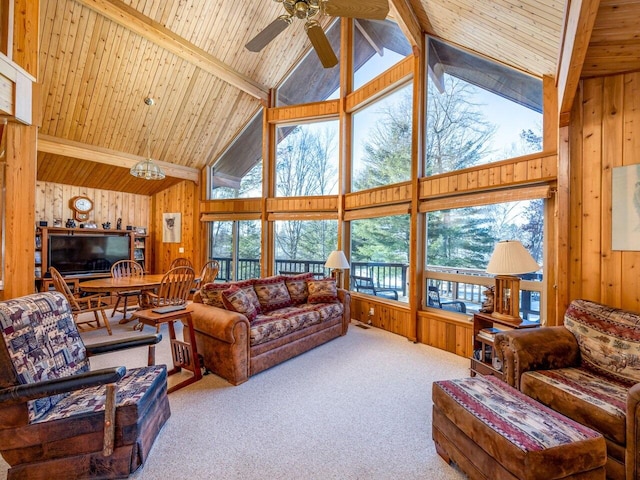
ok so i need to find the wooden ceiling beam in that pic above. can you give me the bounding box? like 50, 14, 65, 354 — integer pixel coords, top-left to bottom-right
556, 0, 601, 126
38, 134, 200, 182
389, 0, 425, 56
74, 0, 269, 102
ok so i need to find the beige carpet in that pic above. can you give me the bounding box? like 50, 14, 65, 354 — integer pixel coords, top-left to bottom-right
0, 315, 469, 479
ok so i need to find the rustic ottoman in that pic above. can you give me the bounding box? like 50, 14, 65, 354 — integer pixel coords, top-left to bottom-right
432, 375, 606, 480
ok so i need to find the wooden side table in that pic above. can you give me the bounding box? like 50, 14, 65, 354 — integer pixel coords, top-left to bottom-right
470, 312, 540, 380
131, 307, 202, 393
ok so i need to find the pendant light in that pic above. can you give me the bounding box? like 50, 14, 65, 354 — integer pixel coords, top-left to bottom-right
130, 97, 166, 180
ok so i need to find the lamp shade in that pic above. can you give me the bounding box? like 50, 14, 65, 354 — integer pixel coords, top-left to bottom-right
486, 240, 539, 275
325, 250, 350, 269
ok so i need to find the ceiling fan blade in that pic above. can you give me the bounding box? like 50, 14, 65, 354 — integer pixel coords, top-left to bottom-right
245, 16, 291, 52
306, 22, 338, 69
322, 0, 389, 20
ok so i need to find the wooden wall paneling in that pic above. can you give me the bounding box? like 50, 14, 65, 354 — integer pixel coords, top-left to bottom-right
568, 81, 584, 303
543, 75, 558, 152
2, 122, 37, 299
35, 182, 150, 239
350, 295, 411, 338
12, 0, 38, 78
580, 77, 603, 301
555, 126, 571, 324
621, 72, 640, 308
151, 180, 198, 274
418, 311, 473, 358
600, 75, 623, 307
199, 198, 262, 214
267, 100, 340, 124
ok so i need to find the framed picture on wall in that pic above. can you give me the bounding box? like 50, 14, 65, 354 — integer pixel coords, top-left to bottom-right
162, 213, 181, 243
612, 164, 640, 250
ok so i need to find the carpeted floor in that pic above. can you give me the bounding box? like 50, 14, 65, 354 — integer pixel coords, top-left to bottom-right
0, 316, 469, 479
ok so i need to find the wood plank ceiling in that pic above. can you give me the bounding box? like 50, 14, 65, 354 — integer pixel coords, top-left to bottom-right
37, 0, 640, 196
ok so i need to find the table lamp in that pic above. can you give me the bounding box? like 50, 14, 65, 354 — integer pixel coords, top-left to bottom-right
485, 240, 539, 324
325, 250, 350, 288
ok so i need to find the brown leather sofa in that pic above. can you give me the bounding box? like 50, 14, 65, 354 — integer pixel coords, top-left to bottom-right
495, 299, 640, 480
188, 276, 350, 385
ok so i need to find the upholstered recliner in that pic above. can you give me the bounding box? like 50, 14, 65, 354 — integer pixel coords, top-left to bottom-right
0, 292, 171, 479
495, 299, 640, 480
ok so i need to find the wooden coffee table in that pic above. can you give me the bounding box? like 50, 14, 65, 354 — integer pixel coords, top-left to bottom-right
131, 306, 202, 393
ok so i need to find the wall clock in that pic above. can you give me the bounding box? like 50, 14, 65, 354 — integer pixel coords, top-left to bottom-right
70, 195, 94, 222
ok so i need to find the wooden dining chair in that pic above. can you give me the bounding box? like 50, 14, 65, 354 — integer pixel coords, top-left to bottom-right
199, 260, 220, 285
49, 267, 112, 335
169, 257, 193, 269
110, 260, 144, 322
136, 266, 195, 332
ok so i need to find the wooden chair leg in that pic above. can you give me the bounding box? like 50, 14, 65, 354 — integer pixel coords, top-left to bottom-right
110, 296, 122, 318
101, 309, 112, 335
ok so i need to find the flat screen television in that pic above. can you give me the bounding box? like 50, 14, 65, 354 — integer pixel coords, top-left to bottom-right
47, 234, 131, 276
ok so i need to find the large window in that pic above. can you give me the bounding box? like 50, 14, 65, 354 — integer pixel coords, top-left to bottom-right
426, 38, 542, 176
274, 220, 337, 276
350, 215, 410, 302
352, 84, 412, 192
210, 111, 263, 199
275, 120, 339, 197
425, 199, 544, 320
209, 220, 261, 281
353, 19, 411, 90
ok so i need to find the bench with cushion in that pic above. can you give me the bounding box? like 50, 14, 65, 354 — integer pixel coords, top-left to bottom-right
433, 375, 606, 479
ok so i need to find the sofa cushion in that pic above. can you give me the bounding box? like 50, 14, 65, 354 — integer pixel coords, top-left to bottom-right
307, 278, 338, 304
521, 367, 627, 445
250, 309, 321, 346
564, 299, 640, 384
299, 302, 344, 321
200, 279, 257, 310
200, 282, 229, 308
33, 365, 167, 424
284, 272, 315, 305
221, 285, 259, 322
253, 276, 292, 313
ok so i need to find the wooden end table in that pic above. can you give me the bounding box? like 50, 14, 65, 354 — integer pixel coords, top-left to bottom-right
131, 307, 202, 393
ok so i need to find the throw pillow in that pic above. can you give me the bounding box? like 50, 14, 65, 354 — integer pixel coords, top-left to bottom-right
284, 272, 315, 305
236, 279, 261, 314
200, 282, 232, 308
307, 278, 338, 304
221, 285, 258, 322
253, 275, 292, 312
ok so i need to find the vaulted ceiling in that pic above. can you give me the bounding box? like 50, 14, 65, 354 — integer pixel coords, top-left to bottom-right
37, 0, 640, 195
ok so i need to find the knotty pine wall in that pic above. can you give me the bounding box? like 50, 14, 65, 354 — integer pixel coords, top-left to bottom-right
2, 123, 37, 300
35, 181, 151, 229
151, 180, 200, 274
568, 72, 640, 311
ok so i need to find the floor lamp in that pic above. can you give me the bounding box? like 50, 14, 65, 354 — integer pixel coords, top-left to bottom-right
325, 250, 350, 289
486, 240, 539, 325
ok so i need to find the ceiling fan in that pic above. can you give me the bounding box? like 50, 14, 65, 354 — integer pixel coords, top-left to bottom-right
245, 0, 390, 68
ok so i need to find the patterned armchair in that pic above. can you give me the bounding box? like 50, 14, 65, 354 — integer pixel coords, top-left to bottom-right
0, 292, 171, 479
495, 299, 640, 480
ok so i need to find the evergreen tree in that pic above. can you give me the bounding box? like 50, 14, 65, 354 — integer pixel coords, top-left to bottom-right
353, 87, 412, 190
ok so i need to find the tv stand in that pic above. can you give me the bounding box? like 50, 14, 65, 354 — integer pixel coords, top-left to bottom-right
35, 227, 136, 292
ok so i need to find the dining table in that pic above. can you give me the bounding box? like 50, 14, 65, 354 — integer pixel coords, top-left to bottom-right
79, 274, 168, 324
78, 273, 168, 294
